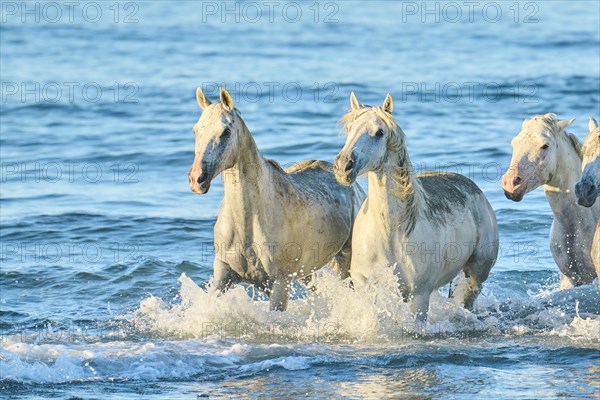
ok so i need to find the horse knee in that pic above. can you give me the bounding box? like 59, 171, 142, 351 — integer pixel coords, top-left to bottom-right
350, 271, 367, 289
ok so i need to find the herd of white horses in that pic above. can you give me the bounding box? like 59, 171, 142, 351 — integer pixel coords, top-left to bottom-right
188, 87, 600, 321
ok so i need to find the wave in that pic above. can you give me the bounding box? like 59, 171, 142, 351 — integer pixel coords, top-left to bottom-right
7, 264, 596, 386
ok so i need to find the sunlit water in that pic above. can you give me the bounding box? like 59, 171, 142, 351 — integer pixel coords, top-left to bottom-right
1, 1, 599, 399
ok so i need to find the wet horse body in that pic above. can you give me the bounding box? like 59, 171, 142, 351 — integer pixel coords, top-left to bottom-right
502, 114, 600, 288
213, 157, 361, 293
334, 93, 499, 321
574, 117, 600, 285
188, 87, 365, 310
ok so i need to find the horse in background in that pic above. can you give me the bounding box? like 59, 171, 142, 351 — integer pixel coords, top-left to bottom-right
188, 87, 365, 311
502, 113, 599, 288
574, 116, 600, 286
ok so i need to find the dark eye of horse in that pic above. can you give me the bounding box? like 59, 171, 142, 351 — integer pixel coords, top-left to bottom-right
222, 128, 231, 137
541, 143, 549, 150
375, 129, 384, 137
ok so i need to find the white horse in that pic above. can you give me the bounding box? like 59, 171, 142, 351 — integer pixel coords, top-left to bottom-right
333, 92, 499, 321
188, 87, 365, 311
502, 113, 600, 288
574, 117, 600, 286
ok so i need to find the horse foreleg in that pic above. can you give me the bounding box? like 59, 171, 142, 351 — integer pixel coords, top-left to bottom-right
269, 277, 290, 312
213, 259, 241, 293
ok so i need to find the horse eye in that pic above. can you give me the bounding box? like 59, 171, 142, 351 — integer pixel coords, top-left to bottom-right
541, 143, 549, 150
222, 128, 231, 137
375, 129, 384, 137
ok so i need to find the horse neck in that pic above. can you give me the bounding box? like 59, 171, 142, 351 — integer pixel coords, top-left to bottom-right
222, 122, 273, 222
543, 135, 582, 216
367, 149, 423, 234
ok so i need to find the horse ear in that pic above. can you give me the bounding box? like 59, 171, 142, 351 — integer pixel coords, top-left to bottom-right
220, 87, 234, 111
196, 87, 212, 110
557, 117, 575, 131
350, 91, 360, 111
589, 116, 598, 131
382, 93, 394, 113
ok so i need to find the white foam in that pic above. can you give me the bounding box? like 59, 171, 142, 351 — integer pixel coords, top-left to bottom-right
131, 270, 492, 343
3, 270, 598, 384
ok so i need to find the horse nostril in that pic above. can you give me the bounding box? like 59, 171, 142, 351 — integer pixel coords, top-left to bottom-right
345, 159, 354, 172
513, 176, 522, 186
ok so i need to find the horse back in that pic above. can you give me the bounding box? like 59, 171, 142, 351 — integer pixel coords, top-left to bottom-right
285, 159, 333, 174
417, 171, 489, 222
283, 159, 340, 189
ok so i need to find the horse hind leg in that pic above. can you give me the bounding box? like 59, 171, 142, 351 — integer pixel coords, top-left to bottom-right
457, 241, 498, 311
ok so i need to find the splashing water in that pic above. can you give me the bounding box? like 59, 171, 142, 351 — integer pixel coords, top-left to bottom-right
1, 270, 598, 389
131, 270, 599, 344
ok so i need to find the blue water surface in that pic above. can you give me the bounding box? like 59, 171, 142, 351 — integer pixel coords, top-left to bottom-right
1, 1, 599, 399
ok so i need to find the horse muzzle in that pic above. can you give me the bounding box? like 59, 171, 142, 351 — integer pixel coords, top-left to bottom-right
188, 168, 213, 194
503, 190, 524, 202
334, 154, 357, 185
501, 170, 526, 202
575, 180, 598, 207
